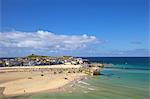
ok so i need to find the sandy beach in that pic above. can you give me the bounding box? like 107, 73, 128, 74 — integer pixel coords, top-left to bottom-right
0, 65, 86, 97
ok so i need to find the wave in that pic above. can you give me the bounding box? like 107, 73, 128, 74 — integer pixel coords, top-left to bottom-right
76, 81, 96, 91
87, 87, 95, 91
78, 81, 90, 86
76, 84, 96, 91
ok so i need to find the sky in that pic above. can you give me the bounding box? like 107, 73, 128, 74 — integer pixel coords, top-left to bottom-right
0, 0, 149, 57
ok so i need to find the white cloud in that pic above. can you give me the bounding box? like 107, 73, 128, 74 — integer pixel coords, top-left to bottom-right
0, 30, 98, 50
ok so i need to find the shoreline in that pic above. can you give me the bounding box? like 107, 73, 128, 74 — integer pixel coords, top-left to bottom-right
0, 65, 87, 97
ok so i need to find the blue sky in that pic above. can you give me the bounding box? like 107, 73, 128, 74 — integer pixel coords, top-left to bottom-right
0, 0, 149, 57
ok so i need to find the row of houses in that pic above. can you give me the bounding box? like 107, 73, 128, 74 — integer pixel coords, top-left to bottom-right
0, 56, 90, 67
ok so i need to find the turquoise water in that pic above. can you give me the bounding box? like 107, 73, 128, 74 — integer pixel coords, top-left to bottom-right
7, 57, 150, 99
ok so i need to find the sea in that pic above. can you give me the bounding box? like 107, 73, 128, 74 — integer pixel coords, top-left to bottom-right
5, 57, 150, 99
